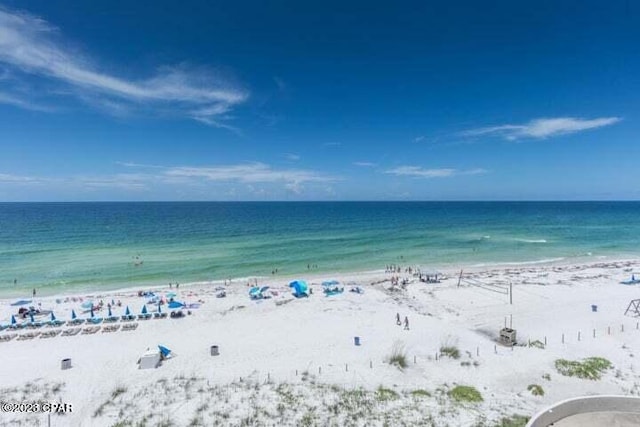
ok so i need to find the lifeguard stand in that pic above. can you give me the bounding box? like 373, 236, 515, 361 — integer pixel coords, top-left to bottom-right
500, 328, 517, 346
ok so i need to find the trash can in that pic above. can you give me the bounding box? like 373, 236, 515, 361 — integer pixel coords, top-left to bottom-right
591, 305, 598, 312
61, 358, 72, 370
210, 345, 219, 356
354, 336, 360, 346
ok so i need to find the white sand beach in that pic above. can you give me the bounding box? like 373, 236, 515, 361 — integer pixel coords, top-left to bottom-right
1, 259, 640, 427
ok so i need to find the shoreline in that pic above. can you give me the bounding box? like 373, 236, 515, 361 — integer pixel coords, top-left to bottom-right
2, 254, 639, 300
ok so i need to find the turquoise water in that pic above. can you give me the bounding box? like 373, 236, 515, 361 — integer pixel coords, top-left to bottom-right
0, 202, 639, 297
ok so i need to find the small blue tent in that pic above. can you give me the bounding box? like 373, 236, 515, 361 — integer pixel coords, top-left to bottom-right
289, 280, 309, 297
158, 345, 172, 359
168, 301, 184, 309
11, 315, 16, 325
71, 309, 77, 320
141, 305, 148, 314
125, 306, 131, 316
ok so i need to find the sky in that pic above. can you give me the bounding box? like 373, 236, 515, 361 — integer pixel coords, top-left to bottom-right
0, 0, 638, 201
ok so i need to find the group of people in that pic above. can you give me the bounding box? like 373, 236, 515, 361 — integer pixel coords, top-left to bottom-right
396, 313, 410, 330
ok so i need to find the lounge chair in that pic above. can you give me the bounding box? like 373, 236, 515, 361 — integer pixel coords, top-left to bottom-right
153, 312, 168, 319
137, 313, 153, 320
68, 319, 85, 326
61, 328, 81, 337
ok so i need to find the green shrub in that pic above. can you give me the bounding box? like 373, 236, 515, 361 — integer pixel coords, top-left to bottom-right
527, 384, 544, 396
410, 389, 431, 398
555, 357, 612, 380
376, 386, 399, 401
440, 346, 461, 359
494, 414, 529, 427
447, 385, 483, 403
387, 342, 408, 369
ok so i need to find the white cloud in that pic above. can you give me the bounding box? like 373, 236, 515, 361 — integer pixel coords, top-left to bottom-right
165, 163, 337, 186
284, 153, 300, 161
413, 136, 425, 143
463, 117, 621, 140
0, 91, 54, 112
0, 7, 248, 125
0, 173, 43, 183
353, 161, 376, 167
385, 166, 487, 178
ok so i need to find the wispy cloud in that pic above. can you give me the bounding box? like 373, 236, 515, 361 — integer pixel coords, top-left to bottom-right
284, 153, 300, 161
0, 7, 248, 126
385, 166, 487, 178
353, 161, 376, 167
463, 117, 621, 140
165, 163, 337, 185
413, 136, 425, 143
0, 91, 55, 112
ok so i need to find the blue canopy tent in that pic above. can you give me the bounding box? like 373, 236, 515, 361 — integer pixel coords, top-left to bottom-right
249, 287, 262, 300
289, 280, 309, 298
322, 280, 344, 296
168, 301, 185, 309
141, 305, 148, 314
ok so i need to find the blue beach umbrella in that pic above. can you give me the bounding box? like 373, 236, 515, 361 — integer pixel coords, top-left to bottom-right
108, 306, 112, 317
125, 306, 131, 316
158, 345, 171, 358
141, 305, 148, 314
71, 309, 77, 320
11, 315, 16, 325
50, 312, 56, 321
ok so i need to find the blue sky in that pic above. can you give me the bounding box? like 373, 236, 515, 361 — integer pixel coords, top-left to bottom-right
0, 0, 638, 201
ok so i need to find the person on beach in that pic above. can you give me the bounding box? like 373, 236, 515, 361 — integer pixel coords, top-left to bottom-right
396, 313, 401, 325
32, 288, 36, 297
404, 316, 409, 330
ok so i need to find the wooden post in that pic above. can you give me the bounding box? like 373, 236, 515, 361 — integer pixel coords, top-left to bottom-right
318, 366, 321, 374
510, 282, 513, 305
578, 331, 581, 341
370, 360, 372, 369
504, 317, 507, 328
593, 328, 596, 338
544, 336, 547, 346
457, 269, 463, 287
494, 344, 497, 354
510, 314, 513, 329
608, 326, 611, 335
562, 333, 565, 344
476, 346, 479, 357
345, 364, 348, 372
435, 352, 438, 361
414, 355, 416, 364
295, 369, 298, 376
621, 324, 624, 333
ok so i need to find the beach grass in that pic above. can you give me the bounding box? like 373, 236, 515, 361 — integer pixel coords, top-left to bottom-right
554, 357, 612, 380
447, 385, 483, 403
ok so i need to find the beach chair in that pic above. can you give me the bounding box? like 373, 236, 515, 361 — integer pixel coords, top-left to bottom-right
61, 328, 81, 337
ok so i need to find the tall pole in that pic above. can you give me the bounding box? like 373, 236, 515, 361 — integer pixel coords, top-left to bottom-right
457, 269, 463, 288
509, 282, 513, 305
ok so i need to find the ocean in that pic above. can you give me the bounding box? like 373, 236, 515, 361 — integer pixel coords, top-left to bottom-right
0, 202, 638, 297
